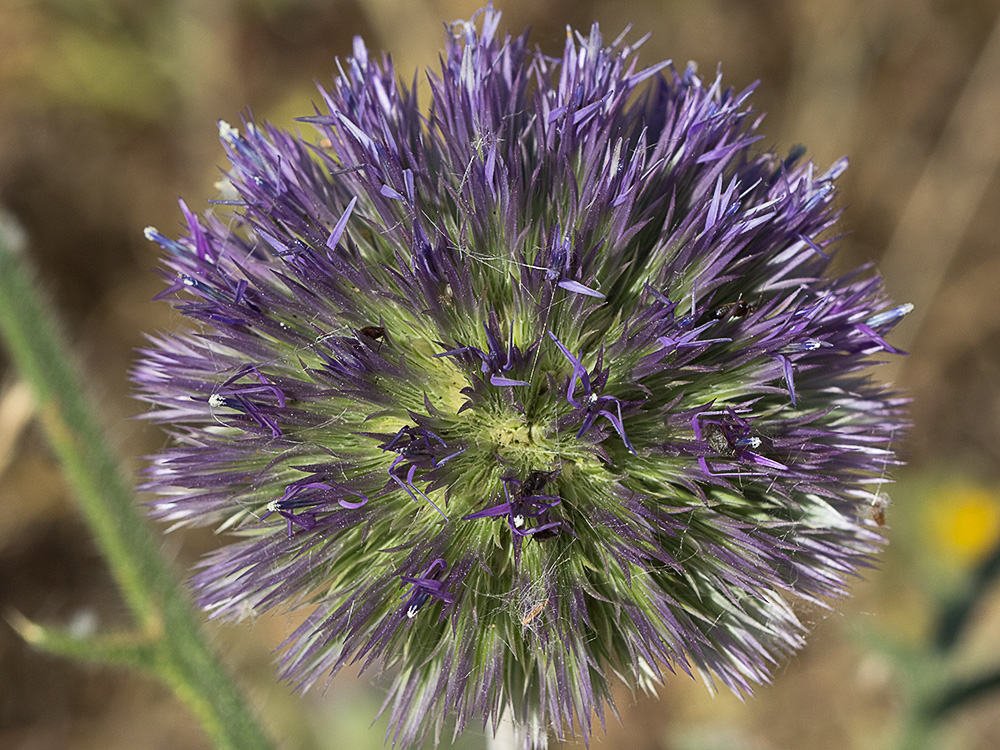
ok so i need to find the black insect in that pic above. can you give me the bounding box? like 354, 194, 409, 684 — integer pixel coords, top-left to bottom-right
357, 325, 386, 353
521, 469, 555, 498
462, 470, 562, 540
712, 295, 755, 322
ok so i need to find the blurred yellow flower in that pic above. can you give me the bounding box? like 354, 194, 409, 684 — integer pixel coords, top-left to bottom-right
928, 484, 1000, 567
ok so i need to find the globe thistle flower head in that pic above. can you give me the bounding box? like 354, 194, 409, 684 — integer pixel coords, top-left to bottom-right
135, 4, 909, 748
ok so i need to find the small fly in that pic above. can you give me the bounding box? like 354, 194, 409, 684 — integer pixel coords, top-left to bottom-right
712, 294, 755, 322
358, 326, 386, 353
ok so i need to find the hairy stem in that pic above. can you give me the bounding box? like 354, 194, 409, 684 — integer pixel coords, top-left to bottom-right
0, 219, 274, 750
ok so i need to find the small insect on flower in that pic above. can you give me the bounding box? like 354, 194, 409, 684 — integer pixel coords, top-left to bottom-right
870, 495, 890, 527
712, 294, 756, 322
135, 4, 910, 748
521, 599, 549, 626
704, 423, 732, 456
357, 325, 386, 353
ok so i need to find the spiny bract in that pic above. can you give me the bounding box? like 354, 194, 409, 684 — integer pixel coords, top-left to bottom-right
135, 5, 908, 748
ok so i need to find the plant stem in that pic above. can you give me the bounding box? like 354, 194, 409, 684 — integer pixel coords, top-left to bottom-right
933, 535, 1000, 653
927, 668, 1000, 720
0, 220, 274, 750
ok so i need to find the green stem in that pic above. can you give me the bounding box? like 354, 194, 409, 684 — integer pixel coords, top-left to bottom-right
9, 611, 160, 672
0, 222, 274, 750
927, 668, 1000, 720
933, 535, 1000, 653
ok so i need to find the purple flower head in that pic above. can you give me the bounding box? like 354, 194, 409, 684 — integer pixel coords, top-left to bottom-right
135, 5, 909, 748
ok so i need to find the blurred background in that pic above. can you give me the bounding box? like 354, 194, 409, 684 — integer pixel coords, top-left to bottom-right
2, 0, 1000, 748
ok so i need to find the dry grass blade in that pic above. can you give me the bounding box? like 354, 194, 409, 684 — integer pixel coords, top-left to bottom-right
879, 9, 1000, 351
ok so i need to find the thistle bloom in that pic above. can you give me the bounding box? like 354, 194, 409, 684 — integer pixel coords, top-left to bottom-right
135, 5, 909, 747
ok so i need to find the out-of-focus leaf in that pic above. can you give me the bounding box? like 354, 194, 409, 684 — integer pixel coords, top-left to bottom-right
33, 28, 171, 120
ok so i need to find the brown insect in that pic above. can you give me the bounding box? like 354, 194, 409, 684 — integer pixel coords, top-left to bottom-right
870, 496, 889, 527
521, 599, 549, 626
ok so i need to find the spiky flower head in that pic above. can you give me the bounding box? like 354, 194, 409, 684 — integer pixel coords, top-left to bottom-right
135, 5, 909, 747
